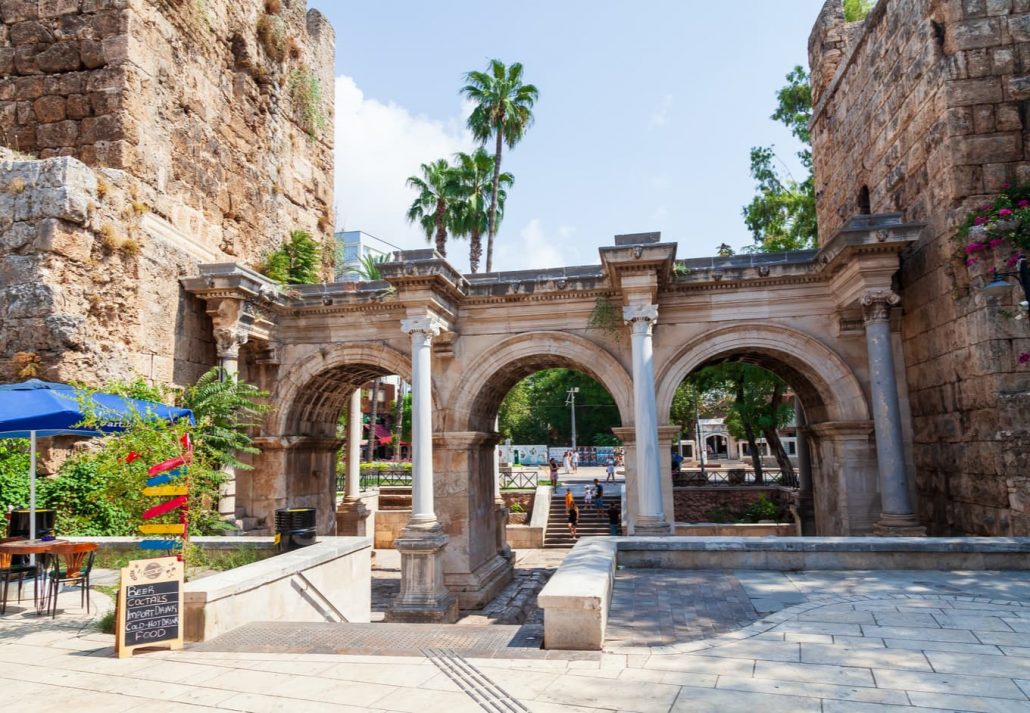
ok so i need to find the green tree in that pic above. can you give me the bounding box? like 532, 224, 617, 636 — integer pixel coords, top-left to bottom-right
742, 66, 817, 253
0, 440, 30, 513
180, 367, 269, 471
844, 0, 875, 22
450, 148, 513, 273
262, 229, 322, 284
346, 252, 390, 281
497, 369, 619, 446
406, 158, 457, 257
462, 59, 538, 273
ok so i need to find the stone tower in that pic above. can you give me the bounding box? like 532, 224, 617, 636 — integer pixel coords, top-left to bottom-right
0, 0, 334, 386
809, 0, 1030, 534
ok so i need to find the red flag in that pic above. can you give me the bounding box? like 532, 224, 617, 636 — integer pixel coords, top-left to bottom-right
147, 455, 187, 477
125, 451, 140, 464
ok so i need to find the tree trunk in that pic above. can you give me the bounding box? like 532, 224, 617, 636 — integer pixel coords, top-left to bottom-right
469, 226, 482, 273
736, 379, 763, 483
393, 382, 404, 462
762, 383, 796, 486
433, 199, 447, 257
365, 378, 379, 463
486, 124, 504, 273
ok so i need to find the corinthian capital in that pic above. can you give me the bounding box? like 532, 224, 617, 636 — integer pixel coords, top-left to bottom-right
622, 304, 659, 325
861, 289, 900, 324
214, 326, 248, 358
401, 316, 445, 338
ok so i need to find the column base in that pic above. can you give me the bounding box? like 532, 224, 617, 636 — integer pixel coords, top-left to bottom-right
336, 498, 371, 537
872, 513, 926, 537
386, 525, 458, 623
445, 551, 514, 609
633, 517, 671, 537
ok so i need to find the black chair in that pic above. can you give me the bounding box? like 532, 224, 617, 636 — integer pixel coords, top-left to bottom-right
45, 543, 96, 618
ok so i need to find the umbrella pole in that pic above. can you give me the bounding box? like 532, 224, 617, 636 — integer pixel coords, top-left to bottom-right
29, 430, 36, 565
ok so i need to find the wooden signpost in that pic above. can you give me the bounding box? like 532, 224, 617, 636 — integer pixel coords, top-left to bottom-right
116, 556, 184, 658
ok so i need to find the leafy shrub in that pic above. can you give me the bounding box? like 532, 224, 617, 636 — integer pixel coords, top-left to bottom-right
256, 13, 287, 62
0, 440, 30, 513
741, 495, 782, 522
261, 229, 322, 284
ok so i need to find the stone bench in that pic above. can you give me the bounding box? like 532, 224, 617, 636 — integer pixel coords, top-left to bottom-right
538, 536, 1030, 651
536, 537, 616, 650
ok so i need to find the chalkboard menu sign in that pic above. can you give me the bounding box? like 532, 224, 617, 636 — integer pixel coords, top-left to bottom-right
116, 557, 184, 658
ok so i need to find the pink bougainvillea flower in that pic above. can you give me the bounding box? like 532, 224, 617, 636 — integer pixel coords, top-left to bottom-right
1018, 199, 1029, 208
965, 242, 985, 254
966, 258, 979, 267
1019, 352, 1030, 365
1007, 253, 1022, 267
974, 216, 987, 225
989, 238, 1005, 248
998, 208, 1014, 217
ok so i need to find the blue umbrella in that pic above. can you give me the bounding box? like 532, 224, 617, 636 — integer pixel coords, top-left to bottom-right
0, 379, 194, 541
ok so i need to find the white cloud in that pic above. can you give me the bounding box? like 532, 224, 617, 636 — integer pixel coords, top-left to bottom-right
333, 74, 475, 266
493, 219, 581, 271
648, 94, 673, 128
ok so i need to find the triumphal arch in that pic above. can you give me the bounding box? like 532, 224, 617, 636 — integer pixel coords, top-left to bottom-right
183, 215, 924, 621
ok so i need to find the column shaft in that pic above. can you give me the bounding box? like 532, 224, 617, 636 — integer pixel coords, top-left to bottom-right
347, 388, 362, 501
624, 305, 668, 535
862, 290, 924, 535
410, 328, 435, 524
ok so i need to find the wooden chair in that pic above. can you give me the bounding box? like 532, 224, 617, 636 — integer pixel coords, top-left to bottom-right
45, 542, 97, 618
0, 537, 33, 615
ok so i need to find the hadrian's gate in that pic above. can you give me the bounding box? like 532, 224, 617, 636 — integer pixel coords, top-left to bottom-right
185, 220, 924, 608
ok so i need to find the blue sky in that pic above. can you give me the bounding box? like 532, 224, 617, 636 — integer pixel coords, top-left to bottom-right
309, 1, 826, 273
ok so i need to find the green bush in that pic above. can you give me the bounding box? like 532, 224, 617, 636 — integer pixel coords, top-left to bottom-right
741, 495, 782, 522
0, 440, 30, 513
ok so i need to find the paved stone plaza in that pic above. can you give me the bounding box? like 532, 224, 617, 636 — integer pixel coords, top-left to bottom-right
2, 556, 1030, 712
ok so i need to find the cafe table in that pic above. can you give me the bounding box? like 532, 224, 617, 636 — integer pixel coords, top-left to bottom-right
0, 538, 70, 615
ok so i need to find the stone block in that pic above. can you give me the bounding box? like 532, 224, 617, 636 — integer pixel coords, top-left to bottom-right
65, 93, 90, 119
13, 45, 41, 75
79, 39, 105, 69
952, 133, 1022, 164
0, 1, 38, 22
35, 119, 77, 148
78, 113, 122, 144
1008, 14, 1030, 40
35, 42, 81, 74
9, 21, 53, 46
952, 18, 1003, 48
992, 47, 1016, 73
32, 95, 65, 123
33, 217, 93, 262
987, 0, 1012, 14
948, 77, 1004, 105
39, 0, 80, 17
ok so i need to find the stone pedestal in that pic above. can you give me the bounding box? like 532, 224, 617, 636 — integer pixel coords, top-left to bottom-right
385, 526, 458, 623
336, 498, 371, 537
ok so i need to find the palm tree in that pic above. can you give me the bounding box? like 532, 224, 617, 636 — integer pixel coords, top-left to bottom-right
345, 252, 390, 281
449, 148, 513, 273
461, 60, 538, 273
406, 159, 456, 257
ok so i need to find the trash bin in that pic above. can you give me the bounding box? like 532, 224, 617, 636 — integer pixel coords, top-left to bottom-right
8, 509, 56, 539
274, 507, 316, 553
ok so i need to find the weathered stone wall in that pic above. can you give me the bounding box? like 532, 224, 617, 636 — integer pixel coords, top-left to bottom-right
809, 0, 1030, 534
672, 486, 791, 523
0, 0, 334, 387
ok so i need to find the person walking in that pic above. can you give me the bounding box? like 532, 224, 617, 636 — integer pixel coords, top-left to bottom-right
549, 457, 560, 490
562, 450, 571, 474
606, 502, 621, 536
571, 449, 580, 473
593, 479, 604, 512
564, 486, 574, 512
567, 502, 579, 539
605, 458, 615, 482
583, 482, 594, 509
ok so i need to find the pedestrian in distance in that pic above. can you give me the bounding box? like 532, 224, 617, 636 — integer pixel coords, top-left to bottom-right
606, 501, 621, 536
571, 449, 580, 473
562, 450, 571, 474
567, 502, 579, 539
593, 478, 604, 511
584, 482, 594, 509
605, 458, 615, 482
549, 457, 560, 490
564, 486, 574, 512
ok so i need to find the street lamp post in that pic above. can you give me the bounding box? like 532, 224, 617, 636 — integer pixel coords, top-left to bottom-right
566, 387, 580, 451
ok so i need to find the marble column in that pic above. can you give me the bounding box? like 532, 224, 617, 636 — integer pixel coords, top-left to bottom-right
861, 290, 925, 536
336, 388, 370, 535
623, 304, 670, 536
795, 405, 816, 535
386, 316, 457, 622
493, 418, 511, 563
213, 327, 247, 522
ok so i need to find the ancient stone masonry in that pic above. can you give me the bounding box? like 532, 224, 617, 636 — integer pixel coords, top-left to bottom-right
0, 0, 334, 386
809, 0, 1030, 535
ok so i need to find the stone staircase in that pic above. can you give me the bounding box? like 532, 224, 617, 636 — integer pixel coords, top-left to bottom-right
543, 491, 610, 548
